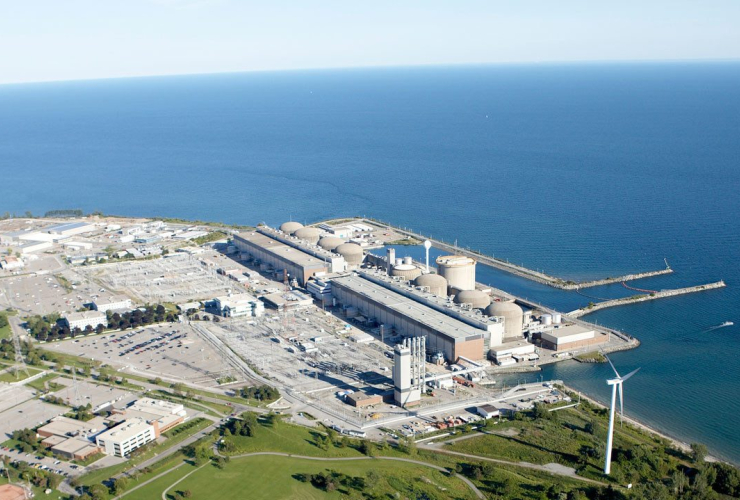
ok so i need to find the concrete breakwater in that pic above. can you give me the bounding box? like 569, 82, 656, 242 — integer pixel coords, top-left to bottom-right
568, 281, 726, 318
356, 218, 671, 290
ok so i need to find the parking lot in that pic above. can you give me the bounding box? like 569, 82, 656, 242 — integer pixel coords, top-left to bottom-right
0, 398, 67, 440
0, 270, 102, 317
47, 323, 239, 386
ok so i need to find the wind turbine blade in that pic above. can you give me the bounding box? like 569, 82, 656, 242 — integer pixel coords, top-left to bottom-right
620, 367, 641, 382
604, 353, 621, 378
618, 382, 624, 426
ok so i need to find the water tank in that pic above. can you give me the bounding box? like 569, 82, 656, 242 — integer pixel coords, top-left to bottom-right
318, 236, 344, 251
485, 300, 524, 339
552, 313, 562, 324
436, 255, 476, 292
279, 221, 304, 235
293, 227, 322, 244
390, 264, 422, 281
413, 273, 448, 296
541, 314, 552, 326
395, 258, 403, 267
403, 256, 413, 265
335, 243, 364, 266
453, 290, 491, 309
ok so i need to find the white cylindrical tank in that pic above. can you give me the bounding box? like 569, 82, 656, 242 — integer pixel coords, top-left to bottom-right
484, 300, 524, 339
395, 258, 403, 267
436, 255, 476, 292
552, 313, 562, 324
541, 314, 552, 326
453, 290, 491, 309
413, 273, 448, 297
403, 256, 413, 265
390, 264, 422, 281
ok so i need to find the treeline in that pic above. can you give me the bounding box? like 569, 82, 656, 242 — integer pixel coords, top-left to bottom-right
44, 209, 83, 218
25, 304, 178, 342
239, 384, 279, 402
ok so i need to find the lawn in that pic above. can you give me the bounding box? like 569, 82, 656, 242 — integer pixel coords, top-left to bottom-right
0, 365, 43, 383
167, 456, 477, 500
26, 372, 62, 392
0, 312, 11, 340
221, 420, 364, 459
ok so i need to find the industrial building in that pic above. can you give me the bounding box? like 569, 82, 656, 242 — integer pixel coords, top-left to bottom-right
485, 300, 524, 340
46, 222, 97, 238
36, 416, 105, 460
95, 417, 155, 458
63, 311, 107, 331
539, 324, 608, 351
92, 295, 132, 312
306, 277, 332, 302
261, 290, 314, 311
393, 337, 426, 407
489, 340, 537, 366
332, 272, 493, 362
107, 398, 186, 435
345, 392, 383, 408
233, 226, 346, 285
213, 293, 264, 317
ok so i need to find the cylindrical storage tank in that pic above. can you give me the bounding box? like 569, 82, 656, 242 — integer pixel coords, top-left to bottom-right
279, 221, 304, 235
485, 300, 524, 339
293, 227, 322, 245
541, 314, 552, 326
436, 255, 476, 292
403, 256, 413, 265
453, 290, 491, 309
413, 273, 448, 297
335, 243, 364, 266
395, 258, 403, 267
390, 264, 422, 281
552, 313, 562, 324
318, 236, 344, 251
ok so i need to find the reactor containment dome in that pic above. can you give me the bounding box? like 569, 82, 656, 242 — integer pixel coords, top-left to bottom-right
293, 227, 322, 244
279, 221, 304, 235
453, 289, 491, 309
413, 273, 448, 296
335, 242, 364, 266
318, 236, 345, 251
390, 264, 422, 281
485, 300, 524, 339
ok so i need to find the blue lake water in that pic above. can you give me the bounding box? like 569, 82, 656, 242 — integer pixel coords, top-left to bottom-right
1, 62, 739, 462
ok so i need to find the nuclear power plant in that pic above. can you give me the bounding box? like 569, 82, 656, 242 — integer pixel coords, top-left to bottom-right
393, 336, 426, 407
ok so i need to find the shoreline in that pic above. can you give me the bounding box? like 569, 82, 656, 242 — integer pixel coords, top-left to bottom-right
558, 382, 723, 465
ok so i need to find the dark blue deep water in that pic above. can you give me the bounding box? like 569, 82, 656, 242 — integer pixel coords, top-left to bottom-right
1, 63, 739, 462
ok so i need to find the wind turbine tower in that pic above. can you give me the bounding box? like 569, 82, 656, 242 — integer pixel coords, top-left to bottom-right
603, 354, 640, 475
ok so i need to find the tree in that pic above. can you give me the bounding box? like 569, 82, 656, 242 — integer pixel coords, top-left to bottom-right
691, 443, 708, 464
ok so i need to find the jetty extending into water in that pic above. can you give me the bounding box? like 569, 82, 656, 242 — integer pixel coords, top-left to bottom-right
360, 218, 672, 290
568, 281, 726, 318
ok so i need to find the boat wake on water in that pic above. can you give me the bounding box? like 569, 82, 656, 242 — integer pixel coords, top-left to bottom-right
704, 321, 734, 332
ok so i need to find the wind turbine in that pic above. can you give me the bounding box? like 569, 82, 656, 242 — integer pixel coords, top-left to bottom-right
603, 354, 640, 475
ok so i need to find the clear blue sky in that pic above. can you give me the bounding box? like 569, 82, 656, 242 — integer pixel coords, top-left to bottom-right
2, 0, 739, 84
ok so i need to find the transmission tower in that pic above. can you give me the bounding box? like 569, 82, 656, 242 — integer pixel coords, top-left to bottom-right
12, 330, 30, 379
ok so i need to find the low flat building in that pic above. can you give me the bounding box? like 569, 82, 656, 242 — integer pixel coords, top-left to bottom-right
0, 256, 24, 270
63, 311, 107, 332
50, 438, 100, 461
489, 340, 536, 364
92, 295, 132, 312
476, 404, 501, 419
539, 324, 608, 352
19, 240, 52, 254
46, 222, 96, 238
96, 418, 155, 458
37, 416, 106, 440
345, 392, 383, 408
213, 293, 264, 317
261, 290, 314, 311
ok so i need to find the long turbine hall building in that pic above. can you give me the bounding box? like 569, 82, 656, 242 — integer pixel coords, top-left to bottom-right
331, 274, 489, 362
233, 226, 346, 286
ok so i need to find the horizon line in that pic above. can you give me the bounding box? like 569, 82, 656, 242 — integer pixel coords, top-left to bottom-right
2, 57, 739, 87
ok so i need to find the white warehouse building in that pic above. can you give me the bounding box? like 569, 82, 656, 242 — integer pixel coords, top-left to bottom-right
63, 311, 107, 331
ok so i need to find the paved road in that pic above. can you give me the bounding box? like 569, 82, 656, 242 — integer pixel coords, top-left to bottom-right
418, 443, 607, 486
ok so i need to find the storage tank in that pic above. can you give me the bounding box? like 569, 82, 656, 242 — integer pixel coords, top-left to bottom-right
390, 264, 422, 281
413, 273, 448, 297
318, 236, 344, 251
293, 227, 322, 244
436, 255, 476, 292
403, 256, 413, 265
395, 258, 403, 267
335, 243, 364, 266
484, 300, 524, 339
453, 290, 491, 309
541, 314, 552, 326
552, 313, 562, 324
279, 221, 304, 235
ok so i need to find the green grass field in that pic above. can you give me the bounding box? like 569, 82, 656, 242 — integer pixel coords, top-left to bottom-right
126, 455, 477, 500
0, 312, 11, 340
0, 365, 43, 383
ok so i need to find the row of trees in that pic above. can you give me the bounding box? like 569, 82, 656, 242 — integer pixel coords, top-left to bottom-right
25, 304, 178, 342
239, 384, 279, 402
